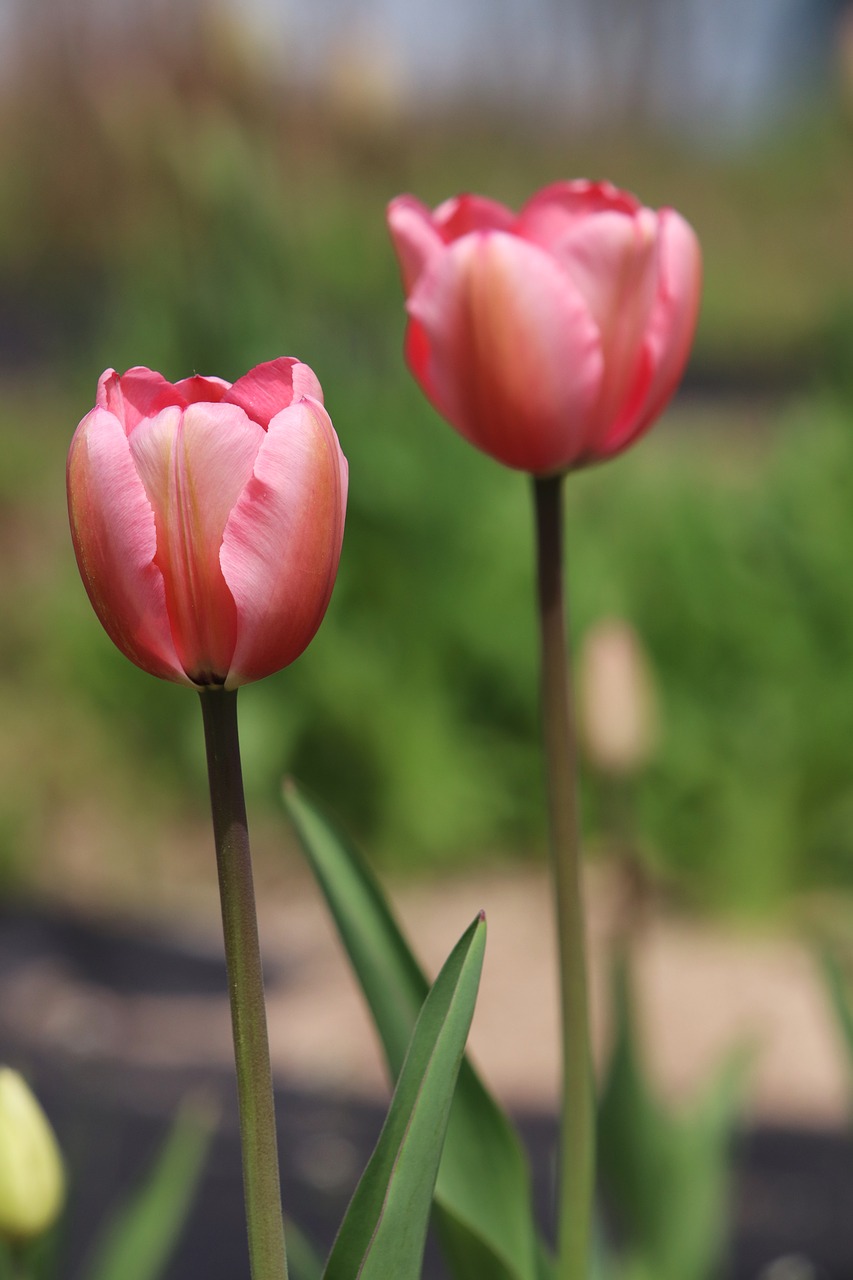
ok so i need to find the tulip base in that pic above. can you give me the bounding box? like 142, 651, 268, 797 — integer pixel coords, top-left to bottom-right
200, 688, 288, 1280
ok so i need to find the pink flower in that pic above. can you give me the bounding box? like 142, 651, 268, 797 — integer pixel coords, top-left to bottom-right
387, 180, 701, 474
68, 358, 348, 689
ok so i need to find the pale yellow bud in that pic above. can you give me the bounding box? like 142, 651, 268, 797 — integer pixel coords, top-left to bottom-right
578, 619, 659, 775
0, 1068, 65, 1243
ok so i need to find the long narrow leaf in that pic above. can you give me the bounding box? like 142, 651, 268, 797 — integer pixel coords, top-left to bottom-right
324, 911, 486, 1280
818, 943, 853, 1106
283, 781, 541, 1280
284, 1218, 324, 1280
82, 1096, 215, 1280
597, 955, 746, 1280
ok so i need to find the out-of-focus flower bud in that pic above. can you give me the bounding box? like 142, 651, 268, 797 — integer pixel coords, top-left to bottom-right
579, 619, 659, 776
0, 1068, 65, 1243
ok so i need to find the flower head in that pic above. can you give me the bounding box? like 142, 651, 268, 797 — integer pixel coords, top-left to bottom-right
387, 181, 701, 474
68, 358, 348, 688
0, 1068, 65, 1244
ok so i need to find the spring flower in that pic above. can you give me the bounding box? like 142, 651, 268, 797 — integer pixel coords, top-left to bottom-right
387, 180, 701, 474
0, 1068, 65, 1243
68, 358, 347, 688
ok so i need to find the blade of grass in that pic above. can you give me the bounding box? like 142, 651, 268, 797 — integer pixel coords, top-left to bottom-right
81, 1096, 216, 1280
282, 1220, 323, 1280
323, 912, 486, 1280
284, 780, 541, 1280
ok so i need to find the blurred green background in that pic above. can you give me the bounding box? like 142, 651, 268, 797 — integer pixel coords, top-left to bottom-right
5, 0, 853, 916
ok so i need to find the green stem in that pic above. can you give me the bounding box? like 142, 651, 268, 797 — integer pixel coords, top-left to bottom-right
3, 1245, 26, 1280
199, 689, 288, 1280
532, 474, 594, 1280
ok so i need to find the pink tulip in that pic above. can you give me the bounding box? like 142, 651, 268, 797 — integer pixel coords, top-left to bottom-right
387, 180, 701, 474
68, 358, 348, 689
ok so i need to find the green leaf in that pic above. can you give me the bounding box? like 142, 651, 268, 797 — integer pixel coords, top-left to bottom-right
323, 911, 486, 1280
536, 1237, 557, 1280
0, 1242, 14, 1280
818, 942, 853, 1106
597, 954, 747, 1280
283, 781, 541, 1280
17, 1226, 61, 1280
284, 1219, 324, 1280
81, 1095, 216, 1280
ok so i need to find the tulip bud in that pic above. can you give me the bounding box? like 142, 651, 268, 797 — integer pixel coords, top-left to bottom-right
67, 358, 348, 689
578, 619, 659, 776
387, 180, 701, 475
0, 1068, 65, 1243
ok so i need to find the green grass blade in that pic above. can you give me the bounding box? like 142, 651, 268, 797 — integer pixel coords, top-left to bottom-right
323, 911, 486, 1280
283, 780, 541, 1280
536, 1236, 557, 1280
284, 1218, 324, 1280
598, 955, 746, 1280
81, 1096, 216, 1280
818, 943, 853, 1105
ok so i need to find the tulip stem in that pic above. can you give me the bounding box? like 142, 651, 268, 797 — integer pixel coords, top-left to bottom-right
200, 688, 288, 1280
532, 474, 593, 1280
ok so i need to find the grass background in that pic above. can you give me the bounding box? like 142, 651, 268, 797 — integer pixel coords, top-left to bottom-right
4, 6, 853, 917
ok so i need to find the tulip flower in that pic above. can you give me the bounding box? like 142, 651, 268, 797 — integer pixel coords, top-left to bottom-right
68, 357, 348, 689
389, 179, 702, 1280
387, 180, 701, 474
0, 1068, 64, 1244
69, 356, 349, 1279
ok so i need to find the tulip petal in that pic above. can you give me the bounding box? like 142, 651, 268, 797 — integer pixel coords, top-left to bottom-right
516, 180, 640, 254
221, 398, 347, 687
599, 209, 702, 458
519, 190, 684, 455
223, 357, 323, 428
67, 407, 189, 684
97, 368, 186, 435
174, 374, 231, 403
408, 231, 603, 473
432, 193, 516, 240
129, 402, 265, 684
403, 316, 433, 392
388, 196, 448, 294
561, 208, 661, 443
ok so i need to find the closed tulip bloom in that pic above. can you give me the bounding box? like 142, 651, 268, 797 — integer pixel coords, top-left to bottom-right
0, 1068, 65, 1244
387, 181, 701, 474
68, 358, 347, 689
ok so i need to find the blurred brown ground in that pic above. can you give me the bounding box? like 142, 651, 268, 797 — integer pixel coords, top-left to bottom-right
5, 858, 849, 1128
257, 863, 850, 1126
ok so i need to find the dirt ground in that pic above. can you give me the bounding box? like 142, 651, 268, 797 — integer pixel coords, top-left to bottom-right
257, 861, 852, 1126
7, 855, 850, 1129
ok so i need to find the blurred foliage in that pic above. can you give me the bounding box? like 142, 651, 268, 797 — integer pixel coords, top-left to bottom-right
597, 953, 748, 1280
0, 2, 852, 912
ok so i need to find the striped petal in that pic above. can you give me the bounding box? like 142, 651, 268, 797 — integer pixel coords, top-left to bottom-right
559, 208, 660, 442
388, 196, 447, 294
97, 368, 186, 436
408, 231, 603, 473
129, 402, 264, 684
516, 180, 640, 252
174, 374, 231, 404
223, 357, 324, 428
67, 407, 189, 684
221, 397, 347, 687
599, 208, 702, 458
432, 193, 516, 240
